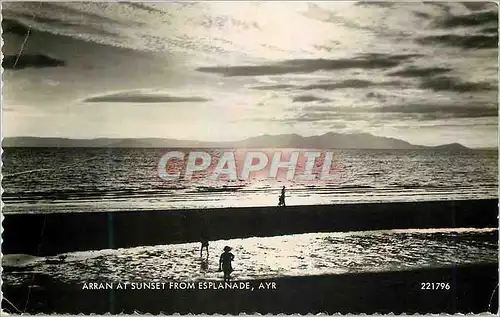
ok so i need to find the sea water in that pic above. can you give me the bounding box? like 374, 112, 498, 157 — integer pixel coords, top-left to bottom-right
2, 148, 497, 213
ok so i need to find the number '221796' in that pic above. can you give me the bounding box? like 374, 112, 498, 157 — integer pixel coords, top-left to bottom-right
421, 282, 451, 290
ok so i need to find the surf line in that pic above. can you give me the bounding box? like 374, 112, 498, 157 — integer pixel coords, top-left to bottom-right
157, 151, 339, 181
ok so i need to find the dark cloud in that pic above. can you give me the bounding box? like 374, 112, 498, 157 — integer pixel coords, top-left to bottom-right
358, 53, 424, 61
290, 111, 366, 123
300, 79, 402, 90
253, 99, 498, 124
436, 10, 498, 28
252, 78, 403, 92
124, 2, 167, 14
416, 34, 498, 49
196, 53, 420, 77
460, 2, 498, 11
377, 103, 498, 119
2, 54, 66, 69
298, 105, 343, 112
366, 91, 388, 102
388, 66, 452, 78
292, 95, 331, 103
413, 11, 432, 19
4, 14, 120, 37
2, 18, 30, 36
422, 2, 453, 13
250, 84, 297, 90
50, 2, 127, 24
481, 26, 499, 34
4, 2, 134, 27
354, 1, 395, 7
282, 100, 497, 124
84, 91, 211, 103
420, 76, 495, 92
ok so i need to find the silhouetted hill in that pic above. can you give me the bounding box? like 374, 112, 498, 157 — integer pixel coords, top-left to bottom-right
2, 133, 471, 150
233, 132, 419, 149
428, 143, 470, 151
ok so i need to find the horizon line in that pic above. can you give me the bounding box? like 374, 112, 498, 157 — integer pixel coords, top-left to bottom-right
2, 135, 495, 150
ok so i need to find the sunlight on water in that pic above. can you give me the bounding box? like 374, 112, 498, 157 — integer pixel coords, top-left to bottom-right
2, 148, 498, 213
3, 228, 497, 285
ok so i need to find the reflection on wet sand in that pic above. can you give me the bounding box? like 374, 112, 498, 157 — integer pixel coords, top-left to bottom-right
200, 259, 209, 272
3, 228, 497, 286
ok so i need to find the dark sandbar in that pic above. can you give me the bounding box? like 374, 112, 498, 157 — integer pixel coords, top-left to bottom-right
3, 199, 498, 255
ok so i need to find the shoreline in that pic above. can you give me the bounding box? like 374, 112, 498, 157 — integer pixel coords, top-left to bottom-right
3, 199, 498, 256
3, 263, 498, 314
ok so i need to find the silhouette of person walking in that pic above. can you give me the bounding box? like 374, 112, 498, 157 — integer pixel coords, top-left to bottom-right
278, 186, 286, 207
219, 246, 235, 282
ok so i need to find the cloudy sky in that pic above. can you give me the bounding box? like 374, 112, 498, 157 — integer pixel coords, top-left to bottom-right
2, 2, 498, 147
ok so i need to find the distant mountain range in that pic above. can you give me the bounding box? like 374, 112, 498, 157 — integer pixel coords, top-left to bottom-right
2, 133, 473, 150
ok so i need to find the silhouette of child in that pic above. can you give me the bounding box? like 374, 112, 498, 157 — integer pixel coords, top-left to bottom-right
218, 246, 235, 281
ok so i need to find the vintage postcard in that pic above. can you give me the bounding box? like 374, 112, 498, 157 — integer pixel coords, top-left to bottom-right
1, 1, 498, 315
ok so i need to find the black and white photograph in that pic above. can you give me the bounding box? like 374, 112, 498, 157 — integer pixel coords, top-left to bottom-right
1, 1, 498, 314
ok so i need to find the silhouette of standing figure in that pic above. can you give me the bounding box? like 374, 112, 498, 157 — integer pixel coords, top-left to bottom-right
219, 246, 235, 281
278, 186, 286, 207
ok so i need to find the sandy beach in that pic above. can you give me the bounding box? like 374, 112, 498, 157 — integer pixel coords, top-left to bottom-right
4, 199, 497, 315
3, 221, 497, 314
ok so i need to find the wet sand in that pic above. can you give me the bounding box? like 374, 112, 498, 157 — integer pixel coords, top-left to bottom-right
3, 264, 498, 314
3, 229, 497, 285
4, 199, 498, 256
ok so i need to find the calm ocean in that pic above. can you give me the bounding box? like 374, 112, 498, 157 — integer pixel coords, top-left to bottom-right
2, 148, 498, 213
